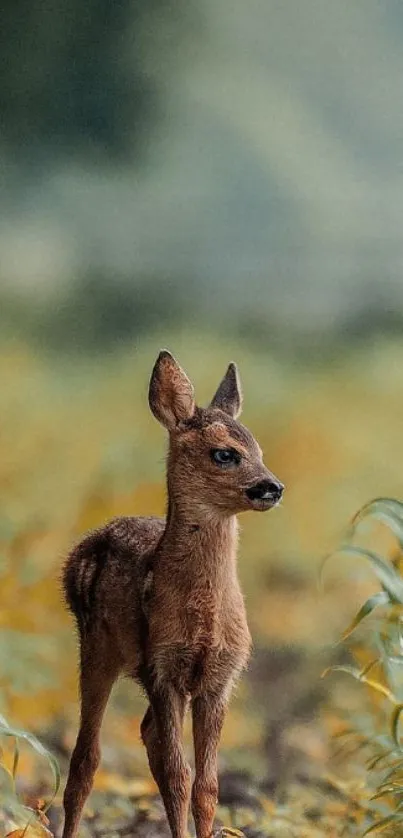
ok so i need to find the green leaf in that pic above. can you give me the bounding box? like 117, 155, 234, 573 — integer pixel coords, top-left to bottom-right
360, 658, 382, 678
12, 735, 20, 781
367, 752, 393, 771
375, 757, 403, 780
322, 662, 397, 702
370, 786, 403, 801
0, 760, 16, 792
0, 714, 60, 812
333, 545, 403, 603
350, 498, 403, 537
350, 507, 403, 555
364, 813, 403, 834
391, 704, 403, 747
341, 591, 391, 641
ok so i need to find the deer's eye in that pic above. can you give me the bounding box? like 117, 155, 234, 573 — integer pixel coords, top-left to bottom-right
210, 448, 241, 467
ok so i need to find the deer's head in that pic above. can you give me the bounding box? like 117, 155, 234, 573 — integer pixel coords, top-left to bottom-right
149, 350, 284, 518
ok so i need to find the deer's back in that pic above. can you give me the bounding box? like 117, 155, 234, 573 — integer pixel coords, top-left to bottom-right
63, 515, 165, 674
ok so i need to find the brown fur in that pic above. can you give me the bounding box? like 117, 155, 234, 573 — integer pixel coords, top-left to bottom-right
62, 351, 283, 838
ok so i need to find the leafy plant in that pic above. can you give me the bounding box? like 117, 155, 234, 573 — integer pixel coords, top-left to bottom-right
323, 498, 403, 835
0, 711, 59, 835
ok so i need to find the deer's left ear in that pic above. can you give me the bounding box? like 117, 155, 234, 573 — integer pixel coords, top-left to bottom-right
210, 362, 242, 419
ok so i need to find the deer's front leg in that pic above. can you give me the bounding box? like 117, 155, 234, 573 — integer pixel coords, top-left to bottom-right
147, 686, 191, 838
191, 690, 229, 838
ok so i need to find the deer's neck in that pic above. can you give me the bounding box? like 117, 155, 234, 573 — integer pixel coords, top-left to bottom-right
158, 499, 239, 588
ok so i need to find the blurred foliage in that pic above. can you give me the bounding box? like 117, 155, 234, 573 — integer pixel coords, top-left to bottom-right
0, 275, 189, 352
3, 0, 403, 347
2, 280, 403, 356
0, 0, 197, 161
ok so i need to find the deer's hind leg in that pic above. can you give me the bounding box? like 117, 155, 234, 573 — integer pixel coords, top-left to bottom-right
62, 637, 121, 838
141, 689, 190, 838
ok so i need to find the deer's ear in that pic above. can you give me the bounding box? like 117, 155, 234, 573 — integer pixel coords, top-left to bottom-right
210, 362, 242, 418
149, 351, 195, 431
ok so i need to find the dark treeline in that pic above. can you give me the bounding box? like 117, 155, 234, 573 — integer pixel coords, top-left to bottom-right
0, 0, 191, 161
2, 277, 403, 356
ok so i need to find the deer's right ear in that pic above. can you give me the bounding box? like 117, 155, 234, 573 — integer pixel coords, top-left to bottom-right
149, 351, 195, 431
210, 362, 242, 418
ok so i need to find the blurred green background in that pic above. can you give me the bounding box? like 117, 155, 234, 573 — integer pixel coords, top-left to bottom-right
2, 0, 403, 813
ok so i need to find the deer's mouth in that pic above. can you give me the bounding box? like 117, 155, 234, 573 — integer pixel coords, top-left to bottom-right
246, 495, 281, 511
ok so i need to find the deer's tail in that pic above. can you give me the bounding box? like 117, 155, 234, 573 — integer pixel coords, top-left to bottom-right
62, 530, 112, 636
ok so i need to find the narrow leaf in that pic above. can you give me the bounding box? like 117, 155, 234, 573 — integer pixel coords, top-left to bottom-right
322, 664, 397, 702
341, 592, 390, 641
0, 722, 60, 810
391, 704, 403, 747
351, 498, 403, 534
370, 786, 403, 801
12, 736, 20, 781
364, 814, 403, 835
0, 761, 16, 790
336, 545, 403, 603
360, 677, 396, 703
360, 658, 382, 678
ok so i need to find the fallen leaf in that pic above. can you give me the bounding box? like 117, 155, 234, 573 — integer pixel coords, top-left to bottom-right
6, 822, 53, 838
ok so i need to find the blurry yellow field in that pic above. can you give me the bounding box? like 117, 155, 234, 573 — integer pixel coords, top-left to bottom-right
1, 333, 402, 735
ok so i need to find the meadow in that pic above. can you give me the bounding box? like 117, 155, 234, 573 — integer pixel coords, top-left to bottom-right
2, 332, 403, 836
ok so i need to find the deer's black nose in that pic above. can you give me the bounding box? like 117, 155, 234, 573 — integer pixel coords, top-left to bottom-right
245, 479, 284, 502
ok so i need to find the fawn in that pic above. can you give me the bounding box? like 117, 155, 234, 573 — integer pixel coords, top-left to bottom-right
62, 350, 284, 838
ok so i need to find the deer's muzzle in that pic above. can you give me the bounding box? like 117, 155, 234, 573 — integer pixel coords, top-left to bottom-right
245, 478, 284, 509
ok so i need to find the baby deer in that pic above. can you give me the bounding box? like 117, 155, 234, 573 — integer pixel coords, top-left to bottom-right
62, 351, 283, 838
